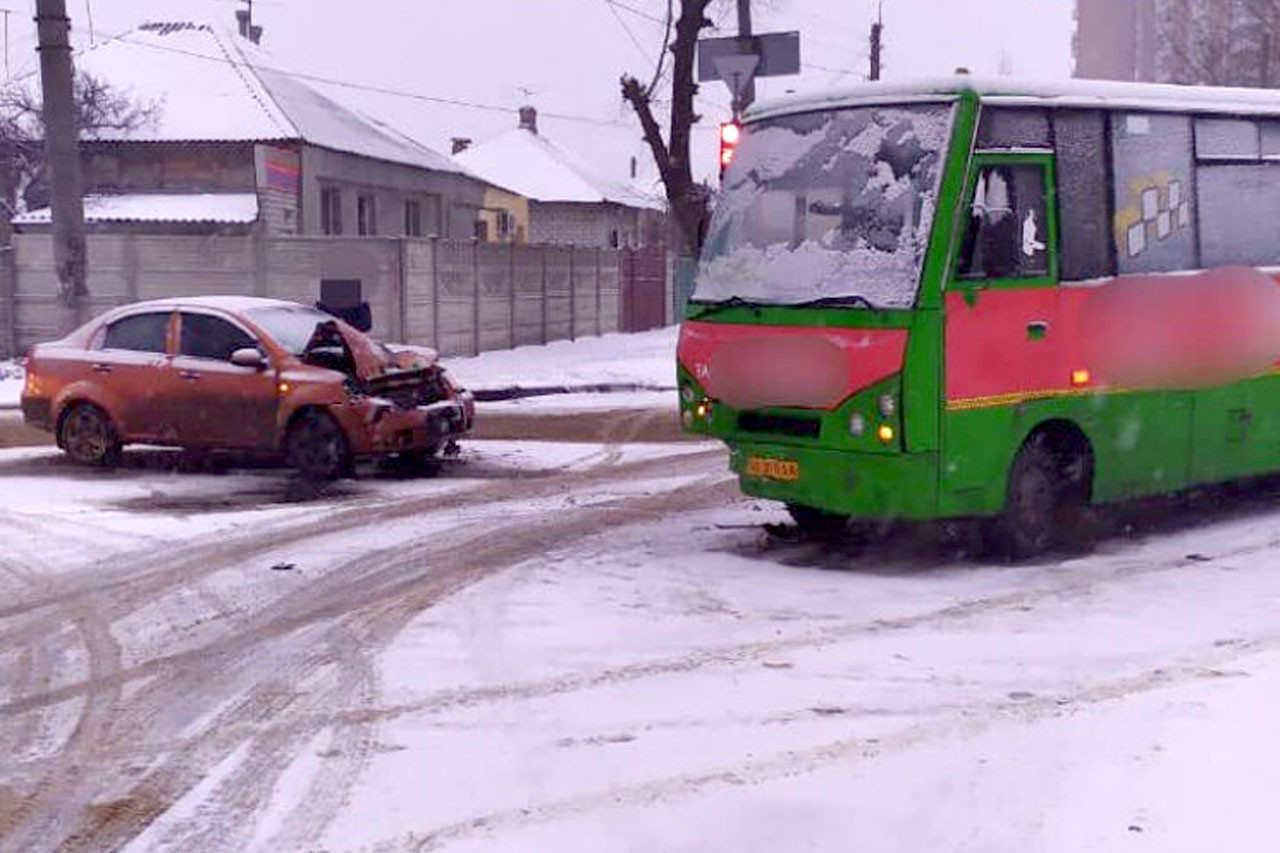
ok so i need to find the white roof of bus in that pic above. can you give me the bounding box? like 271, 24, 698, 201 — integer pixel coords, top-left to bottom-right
747, 75, 1280, 122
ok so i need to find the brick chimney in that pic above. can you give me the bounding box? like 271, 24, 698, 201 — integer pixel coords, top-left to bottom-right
519, 106, 538, 135
452, 137, 473, 155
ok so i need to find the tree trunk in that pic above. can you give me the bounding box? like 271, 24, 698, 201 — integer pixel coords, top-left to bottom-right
621, 0, 712, 261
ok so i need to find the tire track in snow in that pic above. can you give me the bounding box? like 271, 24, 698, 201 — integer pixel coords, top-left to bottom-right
0, 557, 123, 853
377, 631, 1280, 852
301, 534, 1280, 734
0, 458, 731, 852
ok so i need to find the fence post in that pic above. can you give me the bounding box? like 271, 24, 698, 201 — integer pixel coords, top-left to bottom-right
1, 247, 15, 358
252, 231, 268, 298
124, 234, 139, 304
430, 236, 440, 352
472, 239, 480, 356
396, 237, 408, 344
508, 241, 516, 350
569, 244, 576, 341
540, 244, 548, 345
595, 247, 602, 337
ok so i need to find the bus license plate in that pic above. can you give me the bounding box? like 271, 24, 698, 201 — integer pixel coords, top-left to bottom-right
746, 456, 800, 482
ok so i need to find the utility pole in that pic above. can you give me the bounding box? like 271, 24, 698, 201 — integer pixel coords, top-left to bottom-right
1, 9, 10, 80
736, 0, 755, 112
35, 0, 87, 326
869, 0, 884, 81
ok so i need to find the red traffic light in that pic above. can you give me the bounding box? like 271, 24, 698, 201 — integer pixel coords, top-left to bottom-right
719, 120, 742, 178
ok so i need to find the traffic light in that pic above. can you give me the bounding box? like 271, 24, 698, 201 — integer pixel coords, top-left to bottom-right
719, 120, 741, 179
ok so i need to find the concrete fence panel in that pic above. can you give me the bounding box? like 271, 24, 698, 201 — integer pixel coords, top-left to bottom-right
434, 240, 478, 357
543, 246, 573, 343
476, 241, 513, 354
402, 238, 436, 348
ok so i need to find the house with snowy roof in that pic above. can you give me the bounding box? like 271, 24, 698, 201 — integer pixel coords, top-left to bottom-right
453, 107, 665, 249
11, 19, 509, 240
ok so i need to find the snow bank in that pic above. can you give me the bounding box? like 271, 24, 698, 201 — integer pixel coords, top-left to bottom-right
441, 326, 678, 392
0, 361, 23, 408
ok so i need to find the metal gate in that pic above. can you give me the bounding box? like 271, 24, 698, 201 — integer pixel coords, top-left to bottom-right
620, 245, 668, 332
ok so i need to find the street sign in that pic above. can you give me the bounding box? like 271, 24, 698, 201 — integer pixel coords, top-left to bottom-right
697, 31, 801, 83
712, 54, 759, 103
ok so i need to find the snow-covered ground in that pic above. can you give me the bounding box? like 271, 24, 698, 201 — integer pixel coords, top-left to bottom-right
5, 434, 1280, 852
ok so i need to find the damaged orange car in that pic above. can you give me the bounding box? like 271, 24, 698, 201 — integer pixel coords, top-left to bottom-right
20, 296, 475, 478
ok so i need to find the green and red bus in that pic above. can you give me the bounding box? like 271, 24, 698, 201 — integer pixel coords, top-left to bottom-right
677, 76, 1280, 556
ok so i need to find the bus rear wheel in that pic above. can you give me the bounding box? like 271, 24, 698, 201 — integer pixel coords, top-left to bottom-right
786, 503, 849, 540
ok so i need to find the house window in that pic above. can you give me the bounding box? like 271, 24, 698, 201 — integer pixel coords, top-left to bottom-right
357, 194, 377, 236
321, 187, 342, 235
404, 200, 422, 237
495, 210, 511, 240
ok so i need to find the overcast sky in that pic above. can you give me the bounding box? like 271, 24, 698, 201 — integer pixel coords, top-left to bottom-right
6, 0, 1077, 186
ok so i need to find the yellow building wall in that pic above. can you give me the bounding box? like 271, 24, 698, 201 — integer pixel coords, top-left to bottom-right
478, 186, 530, 244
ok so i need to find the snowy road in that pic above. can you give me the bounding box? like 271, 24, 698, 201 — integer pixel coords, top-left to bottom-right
3, 419, 1280, 851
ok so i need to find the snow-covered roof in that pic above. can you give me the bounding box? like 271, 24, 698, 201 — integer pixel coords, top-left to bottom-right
12, 192, 258, 225
454, 125, 663, 210
69, 22, 464, 174
120, 295, 302, 313
749, 75, 1280, 122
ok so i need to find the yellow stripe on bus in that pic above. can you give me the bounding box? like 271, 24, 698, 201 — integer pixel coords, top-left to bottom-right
945, 387, 1106, 412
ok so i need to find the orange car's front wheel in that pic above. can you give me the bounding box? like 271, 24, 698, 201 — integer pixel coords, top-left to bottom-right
285, 410, 351, 481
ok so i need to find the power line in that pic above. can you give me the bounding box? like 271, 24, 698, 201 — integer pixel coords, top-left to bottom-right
599, 0, 651, 61
113, 34, 637, 130
602, 0, 666, 25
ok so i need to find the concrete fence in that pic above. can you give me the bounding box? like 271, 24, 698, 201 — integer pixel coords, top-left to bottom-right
0, 234, 663, 358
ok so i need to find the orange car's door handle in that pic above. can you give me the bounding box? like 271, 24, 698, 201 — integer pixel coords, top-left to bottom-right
91, 363, 112, 374
180, 370, 200, 381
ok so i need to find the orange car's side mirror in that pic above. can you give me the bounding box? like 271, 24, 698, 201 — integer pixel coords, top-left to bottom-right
230, 347, 268, 370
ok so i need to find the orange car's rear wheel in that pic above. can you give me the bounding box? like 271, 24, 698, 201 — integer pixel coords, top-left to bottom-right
59, 403, 122, 468
286, 410, 351, 481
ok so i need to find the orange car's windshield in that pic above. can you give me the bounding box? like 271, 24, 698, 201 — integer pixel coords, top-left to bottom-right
244, 305, 338, 354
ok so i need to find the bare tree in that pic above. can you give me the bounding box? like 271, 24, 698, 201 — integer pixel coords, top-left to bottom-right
620, 0, 713, 260
1157, 0, 1280, 86
0, 71, 158, 221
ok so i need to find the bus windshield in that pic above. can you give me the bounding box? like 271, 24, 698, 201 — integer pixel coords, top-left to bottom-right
695, 102, 954, 310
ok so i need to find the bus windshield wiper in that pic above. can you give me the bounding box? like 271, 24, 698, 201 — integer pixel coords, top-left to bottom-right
687, 296, 758, 319
792, 295, 884, 312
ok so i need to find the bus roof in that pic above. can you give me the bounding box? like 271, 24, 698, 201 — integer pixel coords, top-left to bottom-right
746, 75, 1280, 123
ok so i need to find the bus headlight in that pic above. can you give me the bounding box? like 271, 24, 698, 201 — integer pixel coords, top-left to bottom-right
877, 393, 897, 418
681, 384, 696, 404
849, 412, 866, 437
695, 400, 713, 422
877, 424, 896, 444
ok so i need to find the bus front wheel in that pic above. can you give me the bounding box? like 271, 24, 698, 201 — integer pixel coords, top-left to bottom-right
986, 435, 1065, 560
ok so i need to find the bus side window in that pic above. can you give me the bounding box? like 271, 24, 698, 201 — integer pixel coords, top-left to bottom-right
958, 164, 1049, 280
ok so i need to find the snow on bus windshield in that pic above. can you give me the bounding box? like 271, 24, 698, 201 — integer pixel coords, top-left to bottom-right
695, 103, 954, 309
